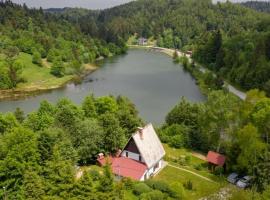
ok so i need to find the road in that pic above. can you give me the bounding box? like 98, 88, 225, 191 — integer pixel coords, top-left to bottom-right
149, 46, 247, 100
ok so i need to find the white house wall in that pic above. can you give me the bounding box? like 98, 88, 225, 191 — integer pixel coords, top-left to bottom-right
140, 160, 163, 181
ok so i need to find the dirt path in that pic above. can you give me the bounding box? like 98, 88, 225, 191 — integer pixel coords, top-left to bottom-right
192, 152, 207, 161
168, 164, 216, 183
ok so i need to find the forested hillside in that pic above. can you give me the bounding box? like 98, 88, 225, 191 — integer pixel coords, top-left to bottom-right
241, 1, 270, 13
60, 0, 270, 96
0, 1, 126, 90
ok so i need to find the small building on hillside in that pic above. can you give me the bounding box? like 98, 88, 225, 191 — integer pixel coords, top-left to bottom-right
206, 151, 226, 171
97, 123, 166, 181
138, 37, 148, 46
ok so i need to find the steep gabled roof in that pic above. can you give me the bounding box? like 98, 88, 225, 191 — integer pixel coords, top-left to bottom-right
97, 156, 147, 180
206, 151, 226, 166
132, 123, 165, 168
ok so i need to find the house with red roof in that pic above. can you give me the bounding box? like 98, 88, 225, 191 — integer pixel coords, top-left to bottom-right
97, 123, 166, 181
206, 151, 226, 171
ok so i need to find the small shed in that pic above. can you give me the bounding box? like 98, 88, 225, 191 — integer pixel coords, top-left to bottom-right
206, 151, 226, 171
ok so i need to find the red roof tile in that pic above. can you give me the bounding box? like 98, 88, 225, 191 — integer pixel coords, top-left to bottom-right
97, 156, 147, 180
206, 151, 226, 166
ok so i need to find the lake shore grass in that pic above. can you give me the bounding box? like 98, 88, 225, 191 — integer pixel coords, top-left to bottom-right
0, 53, 98, 101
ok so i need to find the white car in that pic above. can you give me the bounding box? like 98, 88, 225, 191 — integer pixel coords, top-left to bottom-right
227, 173, 239, 184
236, 176, 252, 189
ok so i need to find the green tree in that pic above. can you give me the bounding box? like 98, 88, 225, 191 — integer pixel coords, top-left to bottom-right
32, 51, 42, 66
99, 113, 126, 152
95, 96, 118, 115
98, 164, 114, 192
14, 107, 25, 123
0, 127, 40, 198
22, 170, 45, 200
73, 119, 104, 164
50, 59, 65, 77
82, 95, 97, 118
234, 124, 266, 173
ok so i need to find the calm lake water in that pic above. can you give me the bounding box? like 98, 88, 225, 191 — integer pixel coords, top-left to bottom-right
0, 49, 204, 124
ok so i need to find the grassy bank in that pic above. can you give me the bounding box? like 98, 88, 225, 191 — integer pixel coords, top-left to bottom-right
0, 53, 97, 100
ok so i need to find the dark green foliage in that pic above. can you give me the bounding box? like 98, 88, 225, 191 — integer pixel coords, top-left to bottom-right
183, 180, 193, 191
133, 183, 152, 195
14, 107, 25, 123
98, 164, 114, 192
73, 119, 104, 164
32, 51, 42, 66
50, 59, 65, 77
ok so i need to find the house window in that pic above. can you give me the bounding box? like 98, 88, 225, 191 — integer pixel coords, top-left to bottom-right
126, 151, 128, 158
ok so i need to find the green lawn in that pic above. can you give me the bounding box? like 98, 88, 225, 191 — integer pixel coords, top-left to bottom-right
155, 166, 225, 200
158, 144, 227, 199
17, 53, 73, 89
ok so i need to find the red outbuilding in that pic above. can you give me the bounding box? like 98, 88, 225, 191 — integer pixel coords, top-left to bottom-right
206, 151, 226, 171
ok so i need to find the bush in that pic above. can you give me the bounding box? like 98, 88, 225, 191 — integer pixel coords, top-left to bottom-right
183, 180, 193, 190
133, 183, 152, 195
32, 51, 42, 66
89, 169, 101, 181
214, 166, 224, 175
140, 190, 167, 200
122, 177, 134, 190
194, 164, 203, 171
145, 180, 173, 196
169, 134, 184, 148
170, 182, 186, 199
185, 155, 191, 165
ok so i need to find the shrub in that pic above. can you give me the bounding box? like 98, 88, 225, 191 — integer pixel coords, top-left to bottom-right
170, 182, 186, 199
89, 169, 100, 181
185, 155, 191, 165
183, 180, 193, 190
194, 164, 203, 171
133, 183, 152, 195
140, 190, 167, 200
214, 166, 224, 175
32, 51, 42, 66
122, 177, 134, 190
169, 134, 184, 148
145, 180, 173, 196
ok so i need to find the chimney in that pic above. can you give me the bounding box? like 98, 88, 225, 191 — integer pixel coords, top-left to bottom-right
116, 149, 122, 157
138, 127, 144, 139
98, 153, 104, 160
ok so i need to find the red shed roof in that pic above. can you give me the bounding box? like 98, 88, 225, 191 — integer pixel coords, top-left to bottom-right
206, 151, 226, 166
97, 156, 147, 180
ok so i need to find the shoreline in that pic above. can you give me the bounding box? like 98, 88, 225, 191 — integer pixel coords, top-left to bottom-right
0, 64, 98, 101
129, 45, 247, 100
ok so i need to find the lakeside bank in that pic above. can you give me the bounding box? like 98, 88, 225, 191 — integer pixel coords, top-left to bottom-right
0, 63, 98, 101
129, 45, 247, 100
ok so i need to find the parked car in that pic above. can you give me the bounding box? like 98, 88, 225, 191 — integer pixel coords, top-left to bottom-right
236, 176, 252, 189
227, 173, 239, 184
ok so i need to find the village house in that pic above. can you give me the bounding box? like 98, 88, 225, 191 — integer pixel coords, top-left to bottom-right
138, 37, 148, 46
97, 123, 166, 181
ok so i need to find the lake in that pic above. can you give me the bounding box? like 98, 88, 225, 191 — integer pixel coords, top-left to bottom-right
0, 49, 205, 124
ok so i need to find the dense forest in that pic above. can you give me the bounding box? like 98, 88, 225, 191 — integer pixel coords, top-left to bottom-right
0, 1, 126, 90
56, 0, 270, 96
0, 91, 270, 199
241, 1, 270, 13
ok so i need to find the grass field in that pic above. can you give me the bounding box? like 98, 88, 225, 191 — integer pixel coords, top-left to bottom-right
157, 144, 227, 199
155, 166, 224, 200
17, 53, 74, 89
